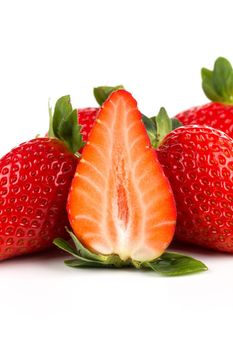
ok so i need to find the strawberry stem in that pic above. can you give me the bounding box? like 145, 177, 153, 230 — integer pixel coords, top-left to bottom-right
48, 99, 55, 137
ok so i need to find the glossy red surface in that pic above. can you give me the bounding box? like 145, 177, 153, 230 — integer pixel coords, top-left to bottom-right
157, 125, 233, 252
0, 138, 77, 260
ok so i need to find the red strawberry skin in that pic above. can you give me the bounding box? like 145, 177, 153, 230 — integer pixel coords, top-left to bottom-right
157, 125, 233, 253
77, 108, 99, 143
176, 102, 233, 138
0, 137, 78, 260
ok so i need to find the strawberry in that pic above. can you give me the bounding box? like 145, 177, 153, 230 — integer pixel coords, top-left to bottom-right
0, 96, 84, 260
68, 89, 176, 261
157, 125, 233, 253
77, 108, 99, 143
54, 90, 207, 276
175, 57, 233, 138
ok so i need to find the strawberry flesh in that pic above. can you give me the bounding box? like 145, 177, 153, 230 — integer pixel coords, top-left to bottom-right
68, 90, 176, 262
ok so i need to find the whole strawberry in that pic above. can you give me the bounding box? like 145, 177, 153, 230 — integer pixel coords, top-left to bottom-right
157, 125, 233, 253
0, 96, 84, 260
175, 57, 233, 138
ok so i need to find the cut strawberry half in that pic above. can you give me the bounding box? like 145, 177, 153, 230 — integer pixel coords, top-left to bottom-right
67, 90, 176, 262
55, 90, 207, 275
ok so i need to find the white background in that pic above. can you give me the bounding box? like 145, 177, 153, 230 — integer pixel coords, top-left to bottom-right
0, 1, 233, 349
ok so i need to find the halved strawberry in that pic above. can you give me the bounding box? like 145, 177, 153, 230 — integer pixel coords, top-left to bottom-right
67, 90, 176, 262
55, 90, 207, 276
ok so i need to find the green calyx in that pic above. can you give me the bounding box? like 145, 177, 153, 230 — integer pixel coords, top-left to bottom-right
54, 229, 131, 268
93, 85, 124, 105
201, 57, 233, 104
48, 95, 85, 154
142, 107, 182, 148
53, 229, 207, 276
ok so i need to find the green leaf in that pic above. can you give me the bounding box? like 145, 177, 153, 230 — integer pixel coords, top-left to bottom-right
55, 231, 207, 276
53, 238, 107, 264
53, 238, 83, 257
93, 85, 124, 105
64, 257, 128, 268
142, 114, 157, 147
213, 57, 233, 98
142, 108, 173, 149
58, 109, 85, 154
65, 258, 108, 268
201, 57, 233, 104
144, 252, 208, 276
52, 96, 73, 138
201, 68, 221, 102
66, 228, 107, 263
48, 95, 84, 154
53, 238, 81, 258
155, 107, 172, 146
171, 118, 183, 130
48, 96, 84, 154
